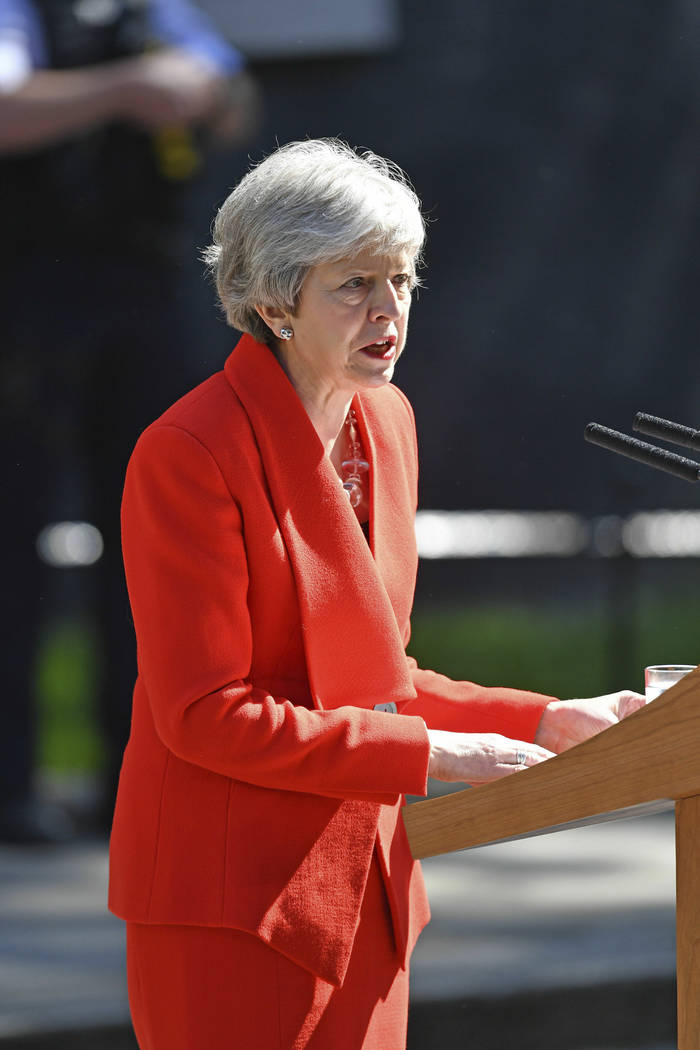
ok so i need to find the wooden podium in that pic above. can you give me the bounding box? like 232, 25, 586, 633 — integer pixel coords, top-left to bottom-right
403, 666, 700, 1048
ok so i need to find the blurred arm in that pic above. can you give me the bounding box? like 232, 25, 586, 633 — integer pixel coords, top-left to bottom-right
148, 0, 245, 75
0, 47, 243, 154
0, 63, 128, 152
0, 0, 254, 155
148, 0, 261, 144
0, 11, 130, 151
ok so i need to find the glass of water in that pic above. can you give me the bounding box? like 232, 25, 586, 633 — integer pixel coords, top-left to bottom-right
644, 664, 696, 702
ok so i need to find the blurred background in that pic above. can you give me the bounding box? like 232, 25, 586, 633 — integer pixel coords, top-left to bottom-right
1, 0, 697, 1046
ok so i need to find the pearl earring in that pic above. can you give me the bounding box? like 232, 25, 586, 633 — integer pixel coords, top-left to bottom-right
279, 327, 293, 340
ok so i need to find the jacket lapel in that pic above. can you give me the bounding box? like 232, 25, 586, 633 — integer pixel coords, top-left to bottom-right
226, 335, 416, 711
355, 390, 419, 649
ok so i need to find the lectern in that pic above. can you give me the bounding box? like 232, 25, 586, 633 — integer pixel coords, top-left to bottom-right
403, 666, 700, 1048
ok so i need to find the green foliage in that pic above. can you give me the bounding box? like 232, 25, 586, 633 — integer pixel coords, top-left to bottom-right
635, 597, 700, 673
408, 604, 609, 699
35, 619, 104, 772
408, 596, 700, 700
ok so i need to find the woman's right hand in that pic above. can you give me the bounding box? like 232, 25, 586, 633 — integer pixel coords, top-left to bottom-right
427, 729, 554, 785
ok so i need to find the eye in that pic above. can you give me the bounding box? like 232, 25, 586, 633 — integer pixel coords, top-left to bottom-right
393, 273, 413, 291
343, 277, 365, 289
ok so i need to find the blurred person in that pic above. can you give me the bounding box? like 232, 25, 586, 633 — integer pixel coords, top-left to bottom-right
0, 0, 259, 842
109, 139, 645, 1050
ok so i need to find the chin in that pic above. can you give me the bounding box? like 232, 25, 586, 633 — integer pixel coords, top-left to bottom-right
358, 368, 395, 389
352, 358, 397, 387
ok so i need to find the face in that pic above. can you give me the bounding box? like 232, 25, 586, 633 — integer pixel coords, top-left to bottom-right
278, 247, 416, 399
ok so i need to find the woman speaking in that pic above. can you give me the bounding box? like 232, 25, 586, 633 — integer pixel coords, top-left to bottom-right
109, 139, 643, 1049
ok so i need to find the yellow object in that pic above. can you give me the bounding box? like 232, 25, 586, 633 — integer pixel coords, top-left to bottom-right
153, 127, 201, 180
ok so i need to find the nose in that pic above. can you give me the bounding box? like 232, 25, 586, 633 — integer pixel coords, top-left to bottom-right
368, 279, 402, 323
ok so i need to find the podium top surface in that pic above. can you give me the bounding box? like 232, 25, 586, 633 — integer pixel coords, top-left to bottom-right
404, 666, 700, 858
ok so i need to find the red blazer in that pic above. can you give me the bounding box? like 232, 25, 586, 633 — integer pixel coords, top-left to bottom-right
108, 334, 552, 987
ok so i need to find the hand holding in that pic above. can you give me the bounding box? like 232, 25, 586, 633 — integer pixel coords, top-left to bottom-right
427, 729, 554, 785
113, 49, 228, 129
534, 690, 647, 754
205, 71, 262, 145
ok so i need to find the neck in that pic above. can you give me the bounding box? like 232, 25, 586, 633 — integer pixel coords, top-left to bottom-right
272, 341, 354, 457
306, 395, 354, 458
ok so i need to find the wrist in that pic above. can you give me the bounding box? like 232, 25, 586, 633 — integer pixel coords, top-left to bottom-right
96, 59, 140, 121
534, 699, 565, 752
426, 728, 450, 779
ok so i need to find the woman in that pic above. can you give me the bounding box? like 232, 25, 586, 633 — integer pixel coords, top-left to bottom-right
109, 139, 644, 1049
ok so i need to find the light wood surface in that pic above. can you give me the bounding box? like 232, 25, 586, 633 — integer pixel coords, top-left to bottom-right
676, 793, 700, 1050
402, 665, 700, 1048
403, 665, 700, 859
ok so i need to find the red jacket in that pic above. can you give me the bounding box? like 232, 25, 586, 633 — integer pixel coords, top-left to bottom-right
108, 334, 552, 986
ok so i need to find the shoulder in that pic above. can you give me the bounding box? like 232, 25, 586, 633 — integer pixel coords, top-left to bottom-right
0, 0, 38, 33
148, 368, 253, 451
126, 367, 262, 495
0, 0, 44, 87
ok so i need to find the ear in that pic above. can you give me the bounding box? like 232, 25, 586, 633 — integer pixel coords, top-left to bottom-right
255, 304, 291, 335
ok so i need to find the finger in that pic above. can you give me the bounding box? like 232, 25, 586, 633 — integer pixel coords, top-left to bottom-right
487, 750, 552, 782
512, 745, 554, 767
618, 691, 648, 717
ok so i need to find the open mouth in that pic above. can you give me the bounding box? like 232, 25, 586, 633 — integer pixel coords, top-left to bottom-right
359, 338, 397, 360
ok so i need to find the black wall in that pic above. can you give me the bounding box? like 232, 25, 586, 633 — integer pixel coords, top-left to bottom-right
197, 0, 700, 516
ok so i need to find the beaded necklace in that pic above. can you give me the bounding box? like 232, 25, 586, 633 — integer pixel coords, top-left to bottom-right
341, 409, 369, 508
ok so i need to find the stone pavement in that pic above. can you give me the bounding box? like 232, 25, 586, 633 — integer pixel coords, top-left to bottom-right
409, 812, 677, 1049
0, 811, 677, 1049
413, 812, 676, 1000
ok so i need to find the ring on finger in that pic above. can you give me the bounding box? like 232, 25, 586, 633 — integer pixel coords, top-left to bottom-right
515, 750, 527, 766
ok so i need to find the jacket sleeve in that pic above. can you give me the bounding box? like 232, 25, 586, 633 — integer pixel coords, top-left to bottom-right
401, 658, 555, 743
121, 423, 431, 803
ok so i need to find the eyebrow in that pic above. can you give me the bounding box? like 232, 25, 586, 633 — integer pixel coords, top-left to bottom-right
333, 258, 413, 277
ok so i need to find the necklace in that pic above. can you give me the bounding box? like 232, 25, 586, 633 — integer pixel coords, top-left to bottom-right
341, 409, 369, 508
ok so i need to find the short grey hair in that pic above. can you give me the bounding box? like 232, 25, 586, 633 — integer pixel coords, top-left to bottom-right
202, 138, 426, 343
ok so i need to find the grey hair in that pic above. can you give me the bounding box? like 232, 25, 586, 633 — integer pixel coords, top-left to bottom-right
202, 138, 426, 343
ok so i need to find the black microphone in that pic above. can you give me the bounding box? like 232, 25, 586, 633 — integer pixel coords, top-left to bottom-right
633, 412, 700, 453
584, 423, 700, 483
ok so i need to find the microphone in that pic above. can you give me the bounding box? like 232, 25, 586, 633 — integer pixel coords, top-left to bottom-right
633, 412, 700, 453
584, 423, 700, 483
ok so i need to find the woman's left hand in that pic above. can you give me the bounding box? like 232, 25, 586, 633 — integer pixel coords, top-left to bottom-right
534, 690, 647, 754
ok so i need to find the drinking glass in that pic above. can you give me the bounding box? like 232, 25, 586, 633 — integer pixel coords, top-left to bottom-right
644, 664, 696, 702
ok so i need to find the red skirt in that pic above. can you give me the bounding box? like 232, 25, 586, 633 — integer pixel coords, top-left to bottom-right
126, 856, 410, 1049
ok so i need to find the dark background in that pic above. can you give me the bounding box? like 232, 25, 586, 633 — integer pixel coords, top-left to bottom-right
189, 0, 700, 518
9, 0, 700, 788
